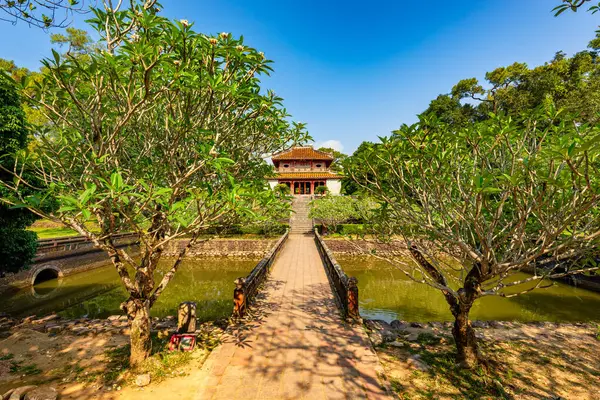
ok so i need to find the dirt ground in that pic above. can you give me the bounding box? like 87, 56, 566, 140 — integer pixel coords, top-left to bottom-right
377, 324, 600, 400
2, 323, 599, 399
0, 328, 210, 400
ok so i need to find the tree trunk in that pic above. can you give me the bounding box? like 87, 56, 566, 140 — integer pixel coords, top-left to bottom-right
407, 244, 484, 369
122, 298, 152, 367
452, 307, 481, 369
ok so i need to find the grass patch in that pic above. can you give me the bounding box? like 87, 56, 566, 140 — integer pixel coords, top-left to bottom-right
416, 333, 442, 346
0, 353, 14, 361
102, 344, 130, 384
417, 349, 510, 399
28, 219, 100, 238
29, 226, 80, 239
10, 361, 42, 376
61, 363, 103, 384
74, 332, 211, 387
382, 326, 600, 399
388, 377, 406, 394
519, 349, 553, 366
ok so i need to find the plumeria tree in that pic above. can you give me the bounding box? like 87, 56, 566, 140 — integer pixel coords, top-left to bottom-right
553, 0, 598, 15
0, 1, 308, 365
346, 110, 600, 368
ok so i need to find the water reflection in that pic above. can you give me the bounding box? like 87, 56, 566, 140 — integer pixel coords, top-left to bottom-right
31, 278, 63, 298
338, 255, 600, 323
0, 258, 256, 321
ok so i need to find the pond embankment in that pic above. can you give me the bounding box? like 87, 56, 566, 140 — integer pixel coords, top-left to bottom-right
322, 237, 407, 255
162, 237, 278, 257
0, 237, 279, 295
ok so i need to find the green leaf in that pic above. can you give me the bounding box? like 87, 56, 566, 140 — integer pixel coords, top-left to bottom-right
567, 142, 576, 157
175, 215, 189, 228
216, 157, 235, 165
481, 187, 503, 194
111, 172, 123, 191
51, 49, 60, 65
78, 184, 97, 205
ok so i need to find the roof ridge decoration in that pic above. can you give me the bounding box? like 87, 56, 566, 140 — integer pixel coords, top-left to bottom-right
271, 145, 334, 161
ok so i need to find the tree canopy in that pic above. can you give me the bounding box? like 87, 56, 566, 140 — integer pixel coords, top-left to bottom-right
50, 27, 95, 54
0, 71, 39, 275
423, 49, 600, 125
317, 146, 346, 172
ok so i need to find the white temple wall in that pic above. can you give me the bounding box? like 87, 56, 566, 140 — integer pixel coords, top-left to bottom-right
326, 179, 342, 195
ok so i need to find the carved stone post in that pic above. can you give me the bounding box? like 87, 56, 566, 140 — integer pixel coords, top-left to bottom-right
347, 277, 359, 320
177, 301, 197, 333
233, 277, 247, 318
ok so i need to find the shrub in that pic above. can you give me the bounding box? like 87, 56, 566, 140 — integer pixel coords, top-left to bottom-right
240, 223, 288, 236
309, 195, 356, 231
273, 183, 291, 197
314, 185, 329, 195
309, 196, 378, 231
338, 224, 365, 235
315, 224, 367, 236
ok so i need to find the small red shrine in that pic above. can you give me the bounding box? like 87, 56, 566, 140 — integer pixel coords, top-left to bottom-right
268, 146, 342, 195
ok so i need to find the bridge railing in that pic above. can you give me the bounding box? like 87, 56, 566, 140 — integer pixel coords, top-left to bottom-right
233, 230, 289, 318
35, 233, 139, 262
314, 229, 360, 320
37, 232, 138, 250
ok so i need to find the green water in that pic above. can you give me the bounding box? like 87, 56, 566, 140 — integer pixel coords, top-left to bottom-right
0, 258, 257, 321
338, 255, 600, 323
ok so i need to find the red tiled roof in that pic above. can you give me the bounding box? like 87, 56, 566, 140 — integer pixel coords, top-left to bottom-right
268, 172, 341, 179
272, 146, 334, 161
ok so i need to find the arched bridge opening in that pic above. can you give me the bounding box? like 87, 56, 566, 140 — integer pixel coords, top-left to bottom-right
31, 265, 63, 286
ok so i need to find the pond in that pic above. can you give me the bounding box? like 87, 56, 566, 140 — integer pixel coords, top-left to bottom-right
0, 257, 257, 321
338, 255, 600, 323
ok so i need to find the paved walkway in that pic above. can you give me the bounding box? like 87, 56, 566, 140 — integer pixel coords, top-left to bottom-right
195, 234, 391, 400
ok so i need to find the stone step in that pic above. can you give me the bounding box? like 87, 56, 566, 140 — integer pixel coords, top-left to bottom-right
290, 198, 313, 234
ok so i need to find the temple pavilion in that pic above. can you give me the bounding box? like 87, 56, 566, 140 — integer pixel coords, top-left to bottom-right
267, 146, 342, 195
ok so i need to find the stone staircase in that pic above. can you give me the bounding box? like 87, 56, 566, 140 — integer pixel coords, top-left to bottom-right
290, 196, 314, 234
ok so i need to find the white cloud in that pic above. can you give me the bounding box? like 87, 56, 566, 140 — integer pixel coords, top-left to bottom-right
314, 140, 344, 153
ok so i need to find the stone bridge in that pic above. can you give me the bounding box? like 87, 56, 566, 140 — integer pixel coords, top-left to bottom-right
194, 198, 392, 399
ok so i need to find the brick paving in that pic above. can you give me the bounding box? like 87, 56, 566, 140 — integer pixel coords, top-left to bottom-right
195, 234, 392, 400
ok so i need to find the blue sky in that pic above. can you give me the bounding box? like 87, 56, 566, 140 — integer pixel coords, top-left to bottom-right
1, 0, 599, 154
